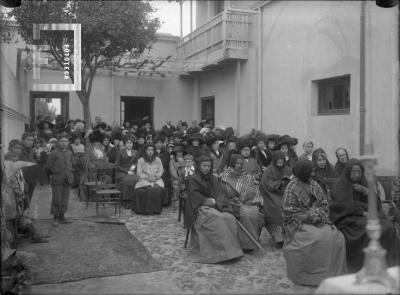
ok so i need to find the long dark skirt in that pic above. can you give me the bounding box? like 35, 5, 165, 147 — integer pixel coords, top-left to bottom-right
117, 174, 139, 201
133, 185, 164, 214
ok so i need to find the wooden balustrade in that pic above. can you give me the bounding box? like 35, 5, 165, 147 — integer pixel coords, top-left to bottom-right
177, 10, 253, 68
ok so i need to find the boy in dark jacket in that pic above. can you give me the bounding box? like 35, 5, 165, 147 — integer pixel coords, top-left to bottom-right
47, 134, 73, 226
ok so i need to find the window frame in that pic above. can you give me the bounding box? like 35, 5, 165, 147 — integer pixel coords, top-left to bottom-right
316, 75, 351, 116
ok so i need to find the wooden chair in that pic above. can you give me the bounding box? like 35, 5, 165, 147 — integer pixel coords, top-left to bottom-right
376, 175, 394, 201
93, 163, 122, 216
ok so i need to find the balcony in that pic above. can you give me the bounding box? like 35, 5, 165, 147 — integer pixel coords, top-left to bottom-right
177, 9, 253, 72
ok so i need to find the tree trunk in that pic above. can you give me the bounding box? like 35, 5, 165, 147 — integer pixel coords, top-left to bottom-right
77, 91, 92, 129
83, 100, 92, 129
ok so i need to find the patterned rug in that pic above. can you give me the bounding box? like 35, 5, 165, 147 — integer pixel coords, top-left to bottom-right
18, 219, 163, 285
120, 206, 317, 294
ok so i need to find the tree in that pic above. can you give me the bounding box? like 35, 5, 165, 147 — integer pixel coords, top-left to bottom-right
7, 0, 161, 126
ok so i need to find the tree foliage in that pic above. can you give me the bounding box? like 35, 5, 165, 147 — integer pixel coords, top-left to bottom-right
7, 0, 161, 126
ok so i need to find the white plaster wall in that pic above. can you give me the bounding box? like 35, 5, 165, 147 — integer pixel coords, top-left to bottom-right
260, 1, 361, 164
198, 64, 236, 130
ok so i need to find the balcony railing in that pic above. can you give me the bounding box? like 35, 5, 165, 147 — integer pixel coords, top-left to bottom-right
177, 9, 253, 70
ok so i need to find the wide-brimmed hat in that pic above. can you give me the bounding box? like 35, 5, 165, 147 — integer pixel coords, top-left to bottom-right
220, 127, 234, 141
188, 133, 204, 144
37, 119, 54, 130
274, 135, 294, 150
171, 144, 186, 155
237, 137, 253, 150
265, 134, 280, 143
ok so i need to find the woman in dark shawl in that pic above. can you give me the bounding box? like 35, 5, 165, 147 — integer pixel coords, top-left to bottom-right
312, 148, 338, 193
219, 154, 265, 250
259, 151, 292, 245
186, 155, 243, 263
116, 135, 139, 208
334, 148, 349, 176
282, 160, 347, 286
329, 158, 400, 272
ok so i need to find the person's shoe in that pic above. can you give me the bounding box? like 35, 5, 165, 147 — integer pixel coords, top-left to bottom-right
59, 218, 72, 224
52, 219, 59, 227
31, 236, 49, 243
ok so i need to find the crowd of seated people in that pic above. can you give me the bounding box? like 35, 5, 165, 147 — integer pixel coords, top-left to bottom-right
2, 114, 400, 291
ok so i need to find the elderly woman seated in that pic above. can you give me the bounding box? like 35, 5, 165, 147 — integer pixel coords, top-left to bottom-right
116, 135, 139, 208
219, 154, 265, 251
329, 159, 400, 272
282, 159, 347, 286
134, 143, 165, 214
186, 155, 243, 263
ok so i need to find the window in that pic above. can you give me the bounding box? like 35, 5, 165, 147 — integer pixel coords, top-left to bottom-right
201, 96, 215, 122
30, 92, 69, 125
316, 75, 350, 115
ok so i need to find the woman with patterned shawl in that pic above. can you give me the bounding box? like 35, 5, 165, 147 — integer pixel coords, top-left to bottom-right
259, 151, 292, 246
186, 155, 243, 263
329, 158, 400, 272
219, 154, 265, 250
282, 159, 347, 286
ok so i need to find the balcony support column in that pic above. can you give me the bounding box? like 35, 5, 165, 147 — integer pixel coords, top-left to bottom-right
192, 74, 200, 121
235, 60, 241, 135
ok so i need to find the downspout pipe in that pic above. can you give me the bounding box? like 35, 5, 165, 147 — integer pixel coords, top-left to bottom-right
359, 0, 367, 155
257, 7, 263, 130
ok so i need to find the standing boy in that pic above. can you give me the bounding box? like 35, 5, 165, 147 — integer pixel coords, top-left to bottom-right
47, 134, 73, 226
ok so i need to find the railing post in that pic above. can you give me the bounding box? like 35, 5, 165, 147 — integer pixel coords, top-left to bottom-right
222, 11, 227, 54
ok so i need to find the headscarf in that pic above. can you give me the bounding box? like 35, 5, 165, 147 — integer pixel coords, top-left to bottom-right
292, 159, 314, 183
272, 150, 285, 166
312, 148, 337, 177
330, 158, 367, 205
195, 155, 213, 180
334, 148, 349, 175
228, 154, 244, 170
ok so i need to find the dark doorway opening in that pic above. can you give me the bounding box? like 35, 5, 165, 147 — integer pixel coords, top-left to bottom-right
30, 91, 69, 127
121, 96, 154, 127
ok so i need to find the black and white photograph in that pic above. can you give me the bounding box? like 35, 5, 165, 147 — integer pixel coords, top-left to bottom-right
0, 0, 399, 294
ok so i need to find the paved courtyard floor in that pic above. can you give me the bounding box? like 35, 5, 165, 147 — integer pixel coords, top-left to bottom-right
23, 185, 316, 294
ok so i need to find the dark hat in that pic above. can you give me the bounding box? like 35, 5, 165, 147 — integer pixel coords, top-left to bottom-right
281, 134, 298, 146
274, 135, 293, 151
204, 132, 218, 146
154, 133, 166, 143
111, 132, 122, 141
89, 130, 105, 143
226, 136, 238, 144
188, 133, 204, 144
137, 132, 146, 139
254, 132, 267, 144
95, 122, 107, 130
37, 119, 54, 130
265, 134, 280, 143
171, 144, 186, 155
195, 154, 212, 165
220, 127, 234, 141
237, 137, 253, 150
198, 120, 208, 128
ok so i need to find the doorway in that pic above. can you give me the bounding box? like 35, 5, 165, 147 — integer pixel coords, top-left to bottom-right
30, 91, 69, 126
121, 96, 154, 126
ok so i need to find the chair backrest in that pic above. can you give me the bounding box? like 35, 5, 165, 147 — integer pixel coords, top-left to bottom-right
84, 160, 116, 185
376, 175, 394, 201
